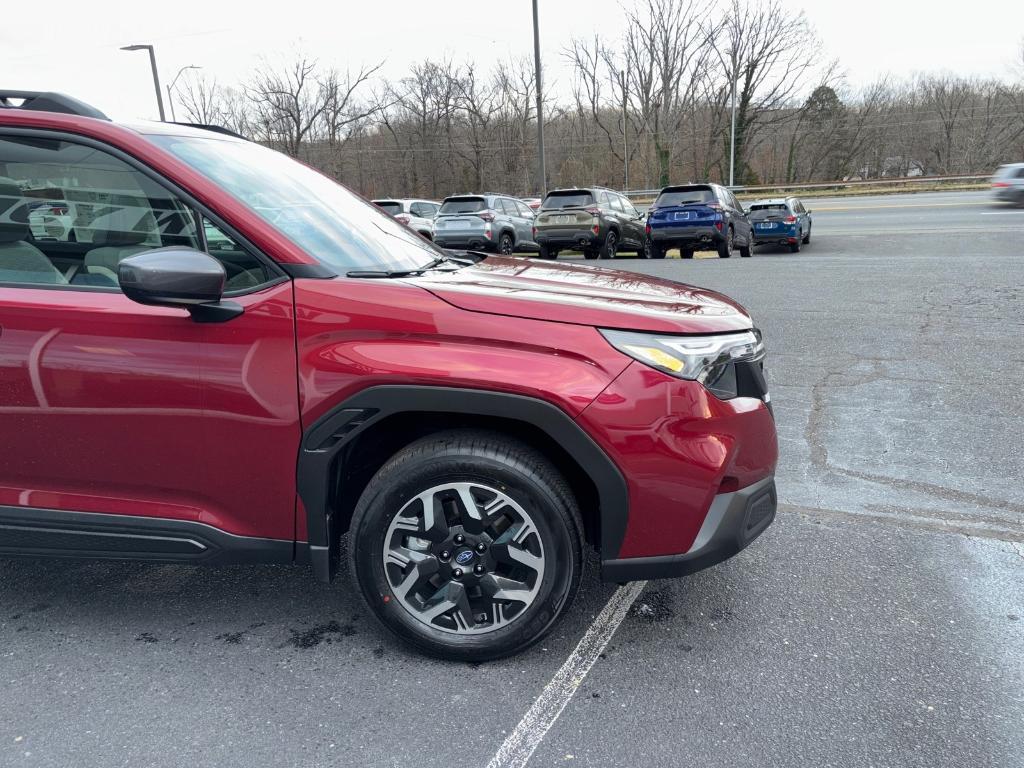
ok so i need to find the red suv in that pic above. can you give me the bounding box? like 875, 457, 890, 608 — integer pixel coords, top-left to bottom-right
0, 92, 777, 660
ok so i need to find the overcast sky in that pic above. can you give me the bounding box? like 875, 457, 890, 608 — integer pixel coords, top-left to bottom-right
4, 0, 1022, 121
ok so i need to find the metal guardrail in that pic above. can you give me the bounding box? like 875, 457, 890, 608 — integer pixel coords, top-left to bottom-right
621, 174, 991, 200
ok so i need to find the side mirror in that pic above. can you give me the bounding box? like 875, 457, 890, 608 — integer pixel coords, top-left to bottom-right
118, 247, 243, 323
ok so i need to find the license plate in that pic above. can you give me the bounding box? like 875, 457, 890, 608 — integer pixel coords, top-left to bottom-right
672, 211, 693, 221
756, 222, 777, 229
554, 215, 573, 224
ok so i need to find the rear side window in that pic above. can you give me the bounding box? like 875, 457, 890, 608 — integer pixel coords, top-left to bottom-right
655, 187, 715, 207
1016, 168, 1024, 179
373, 201, 404, 215
541, 190, 595, 209
609, 195, 625, 212
440, 197, 486, 214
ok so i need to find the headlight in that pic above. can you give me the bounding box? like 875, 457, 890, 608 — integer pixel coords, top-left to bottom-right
600, 328, 766, 400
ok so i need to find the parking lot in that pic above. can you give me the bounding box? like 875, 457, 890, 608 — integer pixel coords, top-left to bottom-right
2, 190, 1022, 768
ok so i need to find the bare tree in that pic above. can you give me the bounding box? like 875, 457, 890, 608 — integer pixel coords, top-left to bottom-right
715, 0, 826, 183
245, 55, 331, 157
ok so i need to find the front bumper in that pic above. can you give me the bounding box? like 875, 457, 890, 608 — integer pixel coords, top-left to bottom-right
601, 475, 776, 581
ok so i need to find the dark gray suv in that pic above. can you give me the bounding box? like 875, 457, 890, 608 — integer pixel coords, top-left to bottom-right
432, 194, 539, 254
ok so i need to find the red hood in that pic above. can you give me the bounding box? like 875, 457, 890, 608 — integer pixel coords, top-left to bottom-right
412, 256, 752, 334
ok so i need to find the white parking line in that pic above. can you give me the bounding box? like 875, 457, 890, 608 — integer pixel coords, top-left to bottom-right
485, 581, 648, 768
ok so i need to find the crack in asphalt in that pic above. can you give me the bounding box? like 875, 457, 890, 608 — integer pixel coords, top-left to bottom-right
780, 502, 1024, 543
803, 357, 1024, 518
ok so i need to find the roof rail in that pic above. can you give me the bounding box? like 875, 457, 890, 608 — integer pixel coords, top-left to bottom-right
0, 91, 108, 120
168, 122, 248, 141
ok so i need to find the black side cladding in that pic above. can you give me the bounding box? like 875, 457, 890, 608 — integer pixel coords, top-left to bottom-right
297, 386, 629, 583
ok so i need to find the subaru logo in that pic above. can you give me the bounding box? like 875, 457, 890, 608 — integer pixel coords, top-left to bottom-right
455, 550, 475, 565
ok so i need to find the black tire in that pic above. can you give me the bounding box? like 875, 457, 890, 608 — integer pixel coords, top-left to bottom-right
739, 240, 752, 257
599, 229, 619, 259
583, 249, 600, 260
680, 248, 694, 259
498, 232, 515, 256
717, 227, 733, 258
789, 238, 801, 253
647, 240, 666, 259
802, 226, 811, 245
538, 245, 559, 260
348, 429, 584, 662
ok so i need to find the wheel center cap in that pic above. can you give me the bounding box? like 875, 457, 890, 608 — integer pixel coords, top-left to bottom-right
453, 549, 476, 566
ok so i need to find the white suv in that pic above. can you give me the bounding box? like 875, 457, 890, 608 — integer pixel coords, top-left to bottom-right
371, 198, 441, 240
991, 163, 1024, 205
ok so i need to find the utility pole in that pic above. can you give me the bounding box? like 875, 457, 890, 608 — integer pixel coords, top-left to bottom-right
620, 70, 629, 189
729, 47, 737, 187
121, 44, 166, 121
532, 0, 547, 195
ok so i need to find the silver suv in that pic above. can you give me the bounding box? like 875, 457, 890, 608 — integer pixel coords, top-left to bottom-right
371, 199, 440, 240
433, 194, 539, 254
991, 163, 1024, 205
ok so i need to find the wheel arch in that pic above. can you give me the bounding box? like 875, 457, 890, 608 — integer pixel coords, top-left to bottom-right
297, 386, 628, 582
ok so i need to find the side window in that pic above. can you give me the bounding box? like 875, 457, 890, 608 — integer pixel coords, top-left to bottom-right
595, 189, 611, 207
515, 200, 534, 218
609, 195, 625, 213
201, 218, 276, 293
1015, 168, 1024, 179
622, 197, 640, 217
728, 191, 741, 211
0, 134, 198, 288
410, 202, 430, 218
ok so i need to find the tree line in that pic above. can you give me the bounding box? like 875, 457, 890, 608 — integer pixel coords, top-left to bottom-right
176, 0, 1024, 198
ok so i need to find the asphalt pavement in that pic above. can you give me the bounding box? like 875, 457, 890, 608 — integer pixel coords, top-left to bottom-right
2, 190, 1022, 768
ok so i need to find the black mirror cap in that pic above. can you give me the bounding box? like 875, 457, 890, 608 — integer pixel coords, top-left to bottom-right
119, 247, 226, 307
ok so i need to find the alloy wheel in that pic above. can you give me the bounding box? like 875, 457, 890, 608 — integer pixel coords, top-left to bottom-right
382, 482, 545, 635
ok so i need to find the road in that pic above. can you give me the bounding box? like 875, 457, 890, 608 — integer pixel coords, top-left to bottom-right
2, 190, 1022, 768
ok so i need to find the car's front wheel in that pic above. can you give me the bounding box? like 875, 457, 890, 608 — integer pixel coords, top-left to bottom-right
498, 232, 515, 255
349, 430, 584, 661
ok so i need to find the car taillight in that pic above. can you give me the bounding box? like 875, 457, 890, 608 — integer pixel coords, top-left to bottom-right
645, 222, 651, 234
395, 214, 411, 225
532, 226, 537, 238
714, 221, 723, 231
585, 207, 601, 216
51, 206, 68, 215
784, 215, 796, 223
478, 211, 495, 222
592, 224, 601, 235
993, 181, 1009, 188
706, 203, 722, 210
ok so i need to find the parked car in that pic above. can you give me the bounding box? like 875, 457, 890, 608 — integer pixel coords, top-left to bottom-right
533, 187, 647, 260
521, 197, 543, 211
27, 198, 76, 241
991, 163, 1024, 205
646, 183, 753, 259
371, 198, 440, 240
0, 91, 777, 661
432, 193, 539, 254
746, 197, 812, 253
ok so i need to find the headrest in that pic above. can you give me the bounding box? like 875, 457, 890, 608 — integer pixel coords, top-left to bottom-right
0, 176, 30, 244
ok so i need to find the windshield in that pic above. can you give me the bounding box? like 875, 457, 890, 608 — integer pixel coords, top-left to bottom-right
542, 191, 595, 209
439, 197, 486, 214
152, 136, 441, 273
655, 187, 715, 207
373, 201, 404, 216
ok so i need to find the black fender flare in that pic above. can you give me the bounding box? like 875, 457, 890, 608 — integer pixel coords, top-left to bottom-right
297, 385, 628, 582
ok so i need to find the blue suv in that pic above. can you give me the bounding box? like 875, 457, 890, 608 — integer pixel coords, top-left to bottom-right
645, 183, 752, 259
747, 197, 812, 253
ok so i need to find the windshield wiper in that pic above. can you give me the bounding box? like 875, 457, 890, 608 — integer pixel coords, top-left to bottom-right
346, 256, 454, 279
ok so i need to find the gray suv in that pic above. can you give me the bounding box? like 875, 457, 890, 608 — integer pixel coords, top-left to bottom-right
991, 163, 1024, 205
433, 194, 539, 254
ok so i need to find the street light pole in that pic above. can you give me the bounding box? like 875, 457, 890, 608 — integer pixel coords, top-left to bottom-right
120, 44, 166, 121
531, 0, 547, 195
166, 65, 200, 122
